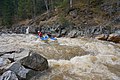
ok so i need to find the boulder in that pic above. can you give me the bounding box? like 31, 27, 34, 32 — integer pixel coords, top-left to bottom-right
13, 49, 30, 61
107, 33, 120, 43
0, 69, 6, 75
95, 34, 108, 40
29, 26, 37, 34
0, 48, 29, 62
20, 50, 48, 71
0, 58, 11, 67
61, 29, 67, 36
0, 49, 30, 79
68, 30, 78, 38
0, 71, 18, 80
115, 30, 120, 34
7, 62, 30, 79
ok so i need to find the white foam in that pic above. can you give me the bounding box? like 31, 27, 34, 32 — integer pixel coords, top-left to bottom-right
0, 34, 120, 79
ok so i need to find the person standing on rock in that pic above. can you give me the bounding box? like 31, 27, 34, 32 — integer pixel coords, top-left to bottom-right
26, 26, 29, 34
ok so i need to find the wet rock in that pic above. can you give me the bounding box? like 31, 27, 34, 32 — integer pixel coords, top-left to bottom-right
7, 62, 30, 79
26, 70, 43, 80
107, 33, 120, 43
13, 49, 30, 61
0, 69, 6, 75
112, 16, 120, 24
68, 30, 78, 38
0, 70, 18, 80
61, 29, 67, 36
0, 58, 11, 67
0, 58, 4, 67
0, 49, 29, 61
29, 26, 37, 34
115, 30, 120, 34
91, 26, 103, 35
0, 49, 31, 79
0, 58, 12, 75
16, 26, 26, 34
95, 34, 108, 40
20, 50, 48, 71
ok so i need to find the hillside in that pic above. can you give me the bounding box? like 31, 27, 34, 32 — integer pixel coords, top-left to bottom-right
0, 0, 120, 37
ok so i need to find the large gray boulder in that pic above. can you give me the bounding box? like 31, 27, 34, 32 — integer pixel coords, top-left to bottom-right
0, 49, 30, 63
20, 51, 48, 71
0, 71, 18, 80
7, 62, 30, 79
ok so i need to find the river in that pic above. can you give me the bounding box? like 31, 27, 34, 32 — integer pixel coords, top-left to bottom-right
0, 34, 120, 80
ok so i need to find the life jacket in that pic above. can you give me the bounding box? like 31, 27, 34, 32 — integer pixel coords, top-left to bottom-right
38, 32, 42, 37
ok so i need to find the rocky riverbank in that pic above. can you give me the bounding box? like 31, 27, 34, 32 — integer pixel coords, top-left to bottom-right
0, 3, 120, 38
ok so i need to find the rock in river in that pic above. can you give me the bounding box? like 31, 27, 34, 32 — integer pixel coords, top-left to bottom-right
107, 33, 120, 43
20, 50, 48, 71
0, 71, 18, 80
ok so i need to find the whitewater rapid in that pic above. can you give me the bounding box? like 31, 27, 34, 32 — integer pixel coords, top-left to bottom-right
0, 34, 120, 80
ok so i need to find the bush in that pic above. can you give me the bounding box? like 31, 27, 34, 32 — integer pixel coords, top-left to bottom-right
58, 14, 69, 26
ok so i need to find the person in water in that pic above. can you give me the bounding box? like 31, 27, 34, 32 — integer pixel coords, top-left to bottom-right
47, 32, 57, 40
47, 32, 52, 38
38, 31, 49, 41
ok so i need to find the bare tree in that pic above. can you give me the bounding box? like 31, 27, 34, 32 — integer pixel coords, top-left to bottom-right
32, 0, 36, 19
44, 0, 50, 18
50, 0, 54, 11
70, 0, 73, 8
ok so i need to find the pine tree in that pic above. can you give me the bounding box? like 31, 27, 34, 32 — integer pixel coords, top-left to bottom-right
0, 1, 3, 16
2, 0, 14, 26
36, 0, 46, 15
18, 0, 26, 19
26, 0, 32, 19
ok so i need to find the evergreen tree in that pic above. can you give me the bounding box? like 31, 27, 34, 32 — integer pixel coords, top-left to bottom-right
18, 0, 26, 19
26, 0, 33, 19
0, 1, 3, 16
36, 0, 46, 15
2, 0, 14, 26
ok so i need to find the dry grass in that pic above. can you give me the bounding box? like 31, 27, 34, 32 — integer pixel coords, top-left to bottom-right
18, 19, 32, 25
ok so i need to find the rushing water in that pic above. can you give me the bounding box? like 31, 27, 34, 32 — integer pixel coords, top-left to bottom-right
0, 34, 120, 80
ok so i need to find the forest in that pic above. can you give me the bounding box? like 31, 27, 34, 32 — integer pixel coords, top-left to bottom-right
0, 0, 119, 27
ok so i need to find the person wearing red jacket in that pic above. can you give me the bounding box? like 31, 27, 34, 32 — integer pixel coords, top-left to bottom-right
38, 31, 43, 37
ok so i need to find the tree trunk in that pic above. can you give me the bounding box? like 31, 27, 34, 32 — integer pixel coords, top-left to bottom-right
51, 0, 54, 11
44, 0, 50, 19
32, 0, 36, 20
70, 0, 73, 8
